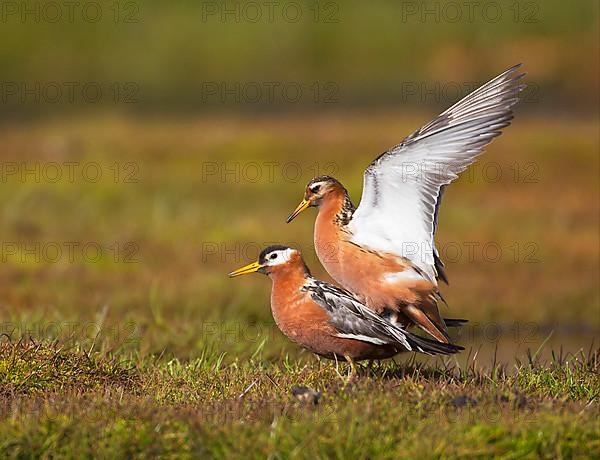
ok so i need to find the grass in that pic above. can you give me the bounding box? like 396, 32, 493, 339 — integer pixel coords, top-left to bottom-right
0, 339, 136, 396
0, 112, 598, 457
0, 339, 598, 458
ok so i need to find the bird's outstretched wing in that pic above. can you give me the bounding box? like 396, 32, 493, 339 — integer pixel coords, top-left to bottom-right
349, 64, 526, 282
304, 279, 463, 355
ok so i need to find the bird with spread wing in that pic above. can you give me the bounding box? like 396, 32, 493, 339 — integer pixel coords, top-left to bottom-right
286, 64, 526, 344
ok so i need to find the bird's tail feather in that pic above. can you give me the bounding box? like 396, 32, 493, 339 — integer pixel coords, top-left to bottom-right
404, 331, 464, 356
404, 304, 452, 344
444, 318, 469, 328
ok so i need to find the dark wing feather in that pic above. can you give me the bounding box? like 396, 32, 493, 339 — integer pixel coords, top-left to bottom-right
304, 280, 463, 355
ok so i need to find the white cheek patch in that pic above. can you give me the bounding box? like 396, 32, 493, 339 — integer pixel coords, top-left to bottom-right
268, 248, 296, 266
281, 248, 295, 262
310, 182, 325, 192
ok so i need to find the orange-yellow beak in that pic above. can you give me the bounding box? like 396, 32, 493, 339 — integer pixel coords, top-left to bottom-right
228, 261, 262, 278
286, 199, 310, 223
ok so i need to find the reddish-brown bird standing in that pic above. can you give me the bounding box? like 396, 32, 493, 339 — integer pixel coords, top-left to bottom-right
229, 245, 462, 375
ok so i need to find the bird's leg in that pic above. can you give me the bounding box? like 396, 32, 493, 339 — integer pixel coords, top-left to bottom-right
333, 354, 345, 381
344, 355, 357, 383
366, 359, 374, 376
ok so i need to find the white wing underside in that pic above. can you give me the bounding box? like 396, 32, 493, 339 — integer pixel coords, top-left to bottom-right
349, 65, 526, 282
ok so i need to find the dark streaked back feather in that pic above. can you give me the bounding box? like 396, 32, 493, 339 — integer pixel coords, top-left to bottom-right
303, 279, 463, 355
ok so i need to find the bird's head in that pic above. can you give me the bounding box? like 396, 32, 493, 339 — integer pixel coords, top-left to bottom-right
228, 245, 307, 278
286, 176, 344, 223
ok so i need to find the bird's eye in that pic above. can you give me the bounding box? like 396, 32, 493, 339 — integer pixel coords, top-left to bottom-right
310, 185, 321, 193
270, 253, 277, 260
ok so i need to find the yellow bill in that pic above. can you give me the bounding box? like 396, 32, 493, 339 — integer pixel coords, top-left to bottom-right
286, 199, 310, 223
228, 261, 262, 278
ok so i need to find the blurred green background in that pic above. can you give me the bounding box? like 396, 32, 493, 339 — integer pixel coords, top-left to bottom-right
0, 0, 598, 363
1, 0, 598, 116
